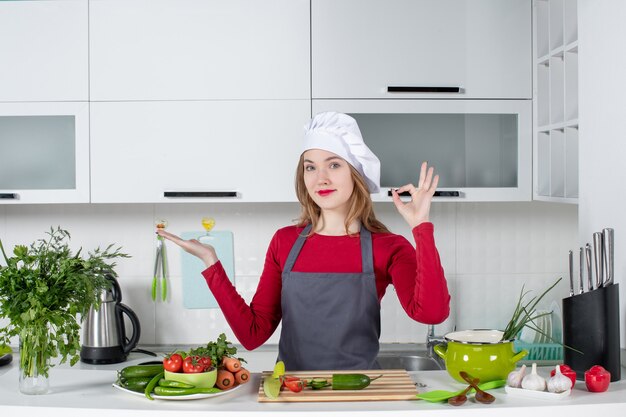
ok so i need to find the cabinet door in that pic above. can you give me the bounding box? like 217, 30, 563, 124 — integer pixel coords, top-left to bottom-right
90, 100, 310, 203
0, 102, 90, 203
0, 0, 88, 101
313, 100, 532, 202
89, 0, 310, 101
312, 0, 531, 99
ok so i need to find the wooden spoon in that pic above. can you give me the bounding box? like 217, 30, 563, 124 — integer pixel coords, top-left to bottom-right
459, 371, 496, 404
447, 382, 474, 406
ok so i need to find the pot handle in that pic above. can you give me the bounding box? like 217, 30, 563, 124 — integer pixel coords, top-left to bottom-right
433, 344, 447, 360
117, 303, 141, 355
510, 349, 528, 364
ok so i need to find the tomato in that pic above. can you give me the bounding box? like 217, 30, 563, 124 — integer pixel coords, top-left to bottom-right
282, 376, 305, 393
182, 356, 207, 373
163, 353, 183, 373
550, 364, 577, 388
584, 365, 611, 392
198, 356, 212, 369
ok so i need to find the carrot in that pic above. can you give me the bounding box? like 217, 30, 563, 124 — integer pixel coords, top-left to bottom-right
234, 368, 250, 384
222, 356, 241, 373
216, 369, 235, 390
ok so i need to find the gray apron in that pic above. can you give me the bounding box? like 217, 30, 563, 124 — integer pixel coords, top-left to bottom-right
278, 224, 381, 370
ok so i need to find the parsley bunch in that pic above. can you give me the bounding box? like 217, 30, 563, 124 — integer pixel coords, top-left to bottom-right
0, 227, 129, 378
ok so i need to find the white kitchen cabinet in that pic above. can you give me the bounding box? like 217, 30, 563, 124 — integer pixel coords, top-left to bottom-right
89, 0, 310, 101
90, 100, 310, 203
0, 102, 90, 204
533, 0, 578, 203
312, 0, 531, 99
0, 0, 88, 102
313, 100, 532, 202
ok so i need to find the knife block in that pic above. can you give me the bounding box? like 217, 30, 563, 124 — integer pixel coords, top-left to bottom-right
562, 283, 620, 381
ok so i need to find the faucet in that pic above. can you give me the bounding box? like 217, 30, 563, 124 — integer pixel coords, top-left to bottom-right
426, 324, 447, 369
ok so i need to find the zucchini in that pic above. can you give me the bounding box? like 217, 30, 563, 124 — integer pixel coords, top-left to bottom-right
119, 364, 164, 379
332, 374, 382, 390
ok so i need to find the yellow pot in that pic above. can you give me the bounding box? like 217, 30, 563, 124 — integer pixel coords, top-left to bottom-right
434, 330, 528, 383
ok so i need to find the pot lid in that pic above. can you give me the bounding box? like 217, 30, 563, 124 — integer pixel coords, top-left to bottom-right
444, 329, 511, 344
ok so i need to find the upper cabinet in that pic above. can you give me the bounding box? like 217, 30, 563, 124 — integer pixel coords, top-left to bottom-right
0, 0, 88, 102
0, 102, 90, 204
533, 0, 578, 203
89, 0, 310, 101
312, 0, 532, 99
90, 100, 310, 203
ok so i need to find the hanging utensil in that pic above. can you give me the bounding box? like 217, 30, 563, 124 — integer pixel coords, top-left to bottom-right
152, 219, 168, 301
602, 228, 614, 287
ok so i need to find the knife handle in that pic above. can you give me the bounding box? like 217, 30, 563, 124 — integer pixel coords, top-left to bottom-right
568, 250, 574, 296
593, 232, 604, 290
578, 247, 585, 294
602, 228, 614, 286
585, 244, 593, 292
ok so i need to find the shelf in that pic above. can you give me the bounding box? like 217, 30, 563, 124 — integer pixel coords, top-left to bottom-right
533, 0, 578, 204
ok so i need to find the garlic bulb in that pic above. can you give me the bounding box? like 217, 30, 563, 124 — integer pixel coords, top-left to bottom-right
506, 364, 527, 388
547, 365, 571, 393
521, 363, 547, 391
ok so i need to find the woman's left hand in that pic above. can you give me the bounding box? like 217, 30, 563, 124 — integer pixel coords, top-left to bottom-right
391, 161, 439, 229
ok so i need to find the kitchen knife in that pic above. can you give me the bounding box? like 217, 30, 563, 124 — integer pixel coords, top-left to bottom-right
568, 250, 574, 296
578, 247, 585, 295
585, 243, 593, 292
593, 232, 604, 290
602, 228, 614, 286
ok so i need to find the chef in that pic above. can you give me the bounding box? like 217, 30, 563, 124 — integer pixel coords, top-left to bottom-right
157, 112, 450, 370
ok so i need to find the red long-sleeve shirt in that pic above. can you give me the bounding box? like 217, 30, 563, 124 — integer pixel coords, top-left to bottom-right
202, 222, 450, 350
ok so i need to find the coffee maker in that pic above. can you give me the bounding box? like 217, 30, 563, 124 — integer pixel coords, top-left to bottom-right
80, 274, 141, 364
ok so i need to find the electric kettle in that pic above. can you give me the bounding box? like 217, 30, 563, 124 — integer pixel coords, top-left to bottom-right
80, 274, 141, 364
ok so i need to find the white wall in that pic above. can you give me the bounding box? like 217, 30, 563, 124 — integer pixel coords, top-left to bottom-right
0, 201, 577, 348
578, 0, 626, 349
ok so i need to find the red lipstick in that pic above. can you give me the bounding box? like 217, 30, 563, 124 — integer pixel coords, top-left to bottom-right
317, 189, 335, 197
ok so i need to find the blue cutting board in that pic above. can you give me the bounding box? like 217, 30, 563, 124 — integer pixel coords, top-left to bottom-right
180, 231, 235, 309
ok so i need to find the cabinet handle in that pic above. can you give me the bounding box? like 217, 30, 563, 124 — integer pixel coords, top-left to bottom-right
0, 193, 18, 199
163, 191, 238, 198
387, 86, 461, 93
388, 190, 460, 197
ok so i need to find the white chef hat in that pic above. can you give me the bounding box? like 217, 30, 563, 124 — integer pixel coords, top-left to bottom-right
303, 112, 380, 193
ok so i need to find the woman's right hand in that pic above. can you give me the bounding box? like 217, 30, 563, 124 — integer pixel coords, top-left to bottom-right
156, 229, 219, 268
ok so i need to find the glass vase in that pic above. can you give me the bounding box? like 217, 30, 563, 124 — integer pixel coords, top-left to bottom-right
18, 329, 50, 395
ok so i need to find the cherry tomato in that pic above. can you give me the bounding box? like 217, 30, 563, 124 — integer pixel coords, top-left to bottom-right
585, 365, 611, 392
550, 364, 577, 388
163, 353, 183, 373
182, 356, 207, 373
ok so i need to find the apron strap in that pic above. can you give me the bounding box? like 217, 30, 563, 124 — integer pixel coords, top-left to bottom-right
284, 224, 374, 274
283, 224, 312, 274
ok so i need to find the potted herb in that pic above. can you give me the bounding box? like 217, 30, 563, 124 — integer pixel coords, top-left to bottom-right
0, 227, 129, 394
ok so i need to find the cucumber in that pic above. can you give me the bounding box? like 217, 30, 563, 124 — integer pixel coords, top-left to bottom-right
153, 386, 222, 396
332, 374, 382, 390
119, 364, 164, 379
119, 377, 152, 392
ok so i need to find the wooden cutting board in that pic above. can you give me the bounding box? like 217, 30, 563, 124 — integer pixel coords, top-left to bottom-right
257, 369, 418, 402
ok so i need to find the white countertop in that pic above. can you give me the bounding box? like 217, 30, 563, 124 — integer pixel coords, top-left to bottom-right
1, 349, 625, 417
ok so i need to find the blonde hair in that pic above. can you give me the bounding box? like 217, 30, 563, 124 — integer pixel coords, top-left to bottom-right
295, 155, 390, 236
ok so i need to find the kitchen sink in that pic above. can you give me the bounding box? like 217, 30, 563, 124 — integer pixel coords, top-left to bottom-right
376, 354, 443, 371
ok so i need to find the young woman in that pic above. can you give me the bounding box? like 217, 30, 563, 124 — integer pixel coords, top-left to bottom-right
157, 112, 450, 370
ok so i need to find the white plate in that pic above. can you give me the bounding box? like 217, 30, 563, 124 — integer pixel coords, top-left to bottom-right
112, 383, 242, 401
505, 385, 571, 400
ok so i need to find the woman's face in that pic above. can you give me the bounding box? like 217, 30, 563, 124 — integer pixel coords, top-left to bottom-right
302, 149, 355, 213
